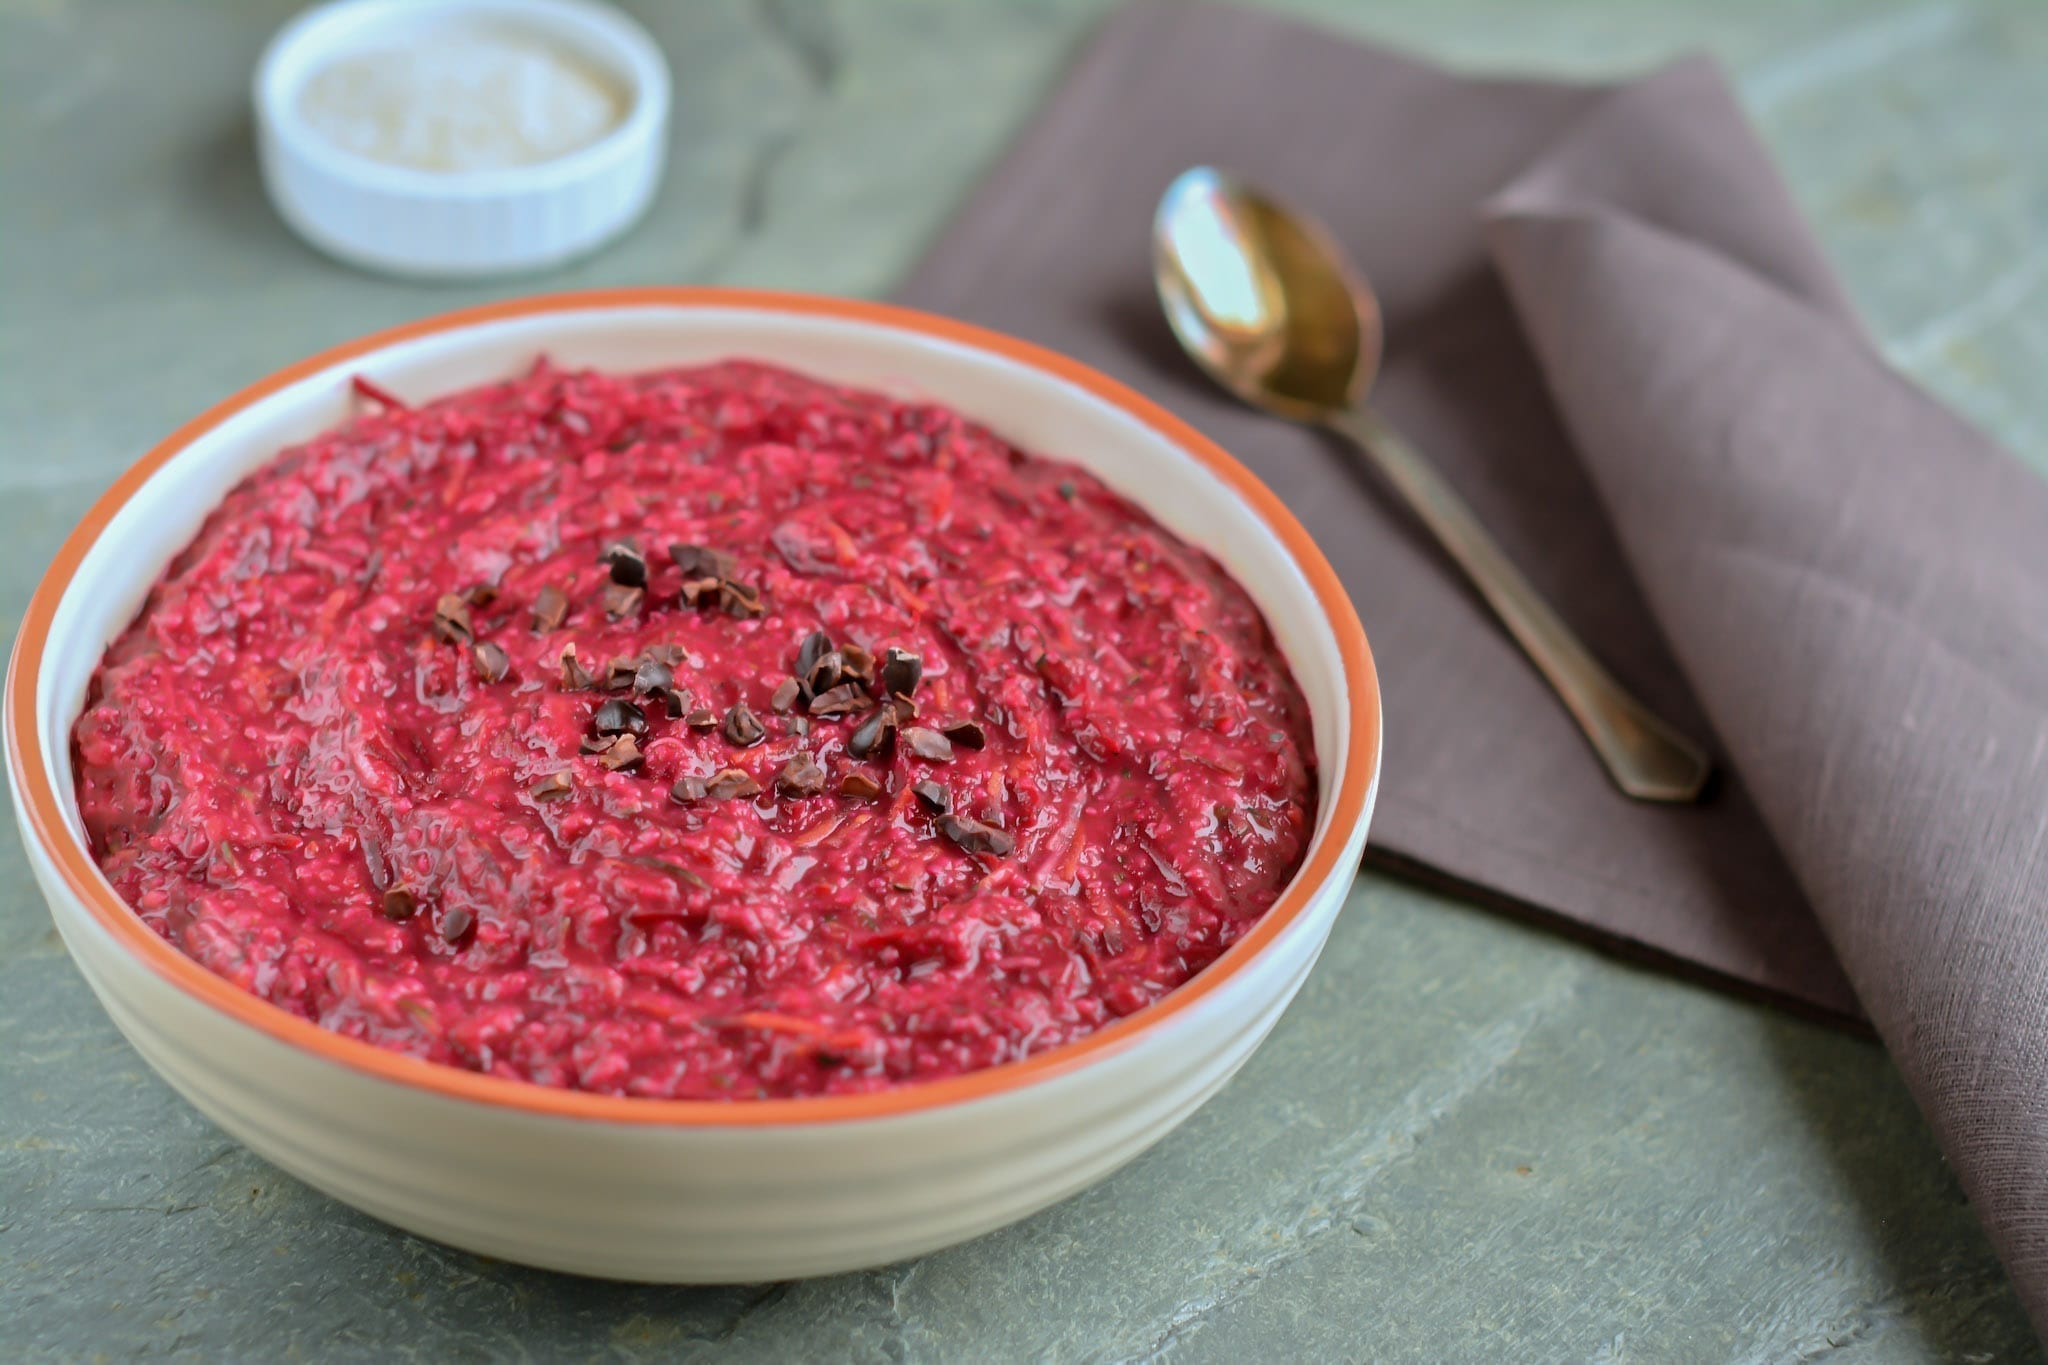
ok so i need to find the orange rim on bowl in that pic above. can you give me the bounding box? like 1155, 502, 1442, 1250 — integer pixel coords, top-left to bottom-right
5, 288, 1379, 1127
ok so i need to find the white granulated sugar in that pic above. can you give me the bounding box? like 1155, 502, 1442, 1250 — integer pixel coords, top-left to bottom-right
298, 29, 625, 173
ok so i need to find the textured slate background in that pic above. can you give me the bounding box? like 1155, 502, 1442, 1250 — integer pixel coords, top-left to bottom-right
3, 0, 2045, 1359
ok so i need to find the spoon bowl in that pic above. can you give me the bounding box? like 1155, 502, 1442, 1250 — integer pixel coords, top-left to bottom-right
1154, 166, 1380, 420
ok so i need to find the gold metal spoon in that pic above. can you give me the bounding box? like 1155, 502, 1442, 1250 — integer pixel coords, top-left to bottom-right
1153, 166, 1712, 802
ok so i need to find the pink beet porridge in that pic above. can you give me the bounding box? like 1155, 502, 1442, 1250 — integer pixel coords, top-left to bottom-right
72, 360, 1315, 1099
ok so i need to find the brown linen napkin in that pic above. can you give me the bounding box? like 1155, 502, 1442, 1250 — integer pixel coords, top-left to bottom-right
896, 0, 2048, 1328
902, 0, 1853, 1018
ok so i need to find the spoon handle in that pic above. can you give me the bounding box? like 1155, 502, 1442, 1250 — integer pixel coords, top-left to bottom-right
1326, 405, 1713, 803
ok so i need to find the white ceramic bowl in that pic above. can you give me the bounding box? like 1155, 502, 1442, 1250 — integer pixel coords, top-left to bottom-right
5, 290, 1380, 1282
255, 0, 671, 278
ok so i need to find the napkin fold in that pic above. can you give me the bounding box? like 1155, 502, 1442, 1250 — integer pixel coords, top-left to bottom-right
897, 0, 2048, 1328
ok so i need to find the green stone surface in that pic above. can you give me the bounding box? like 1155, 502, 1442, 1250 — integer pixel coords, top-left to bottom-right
3, 1, 2044, 1359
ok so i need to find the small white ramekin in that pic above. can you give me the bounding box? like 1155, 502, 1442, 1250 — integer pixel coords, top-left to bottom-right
254, 0, 671, 278
6, 291, 1381, 1281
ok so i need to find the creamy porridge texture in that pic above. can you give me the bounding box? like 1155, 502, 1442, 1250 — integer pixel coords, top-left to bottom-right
74, 361, 1314, 1098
